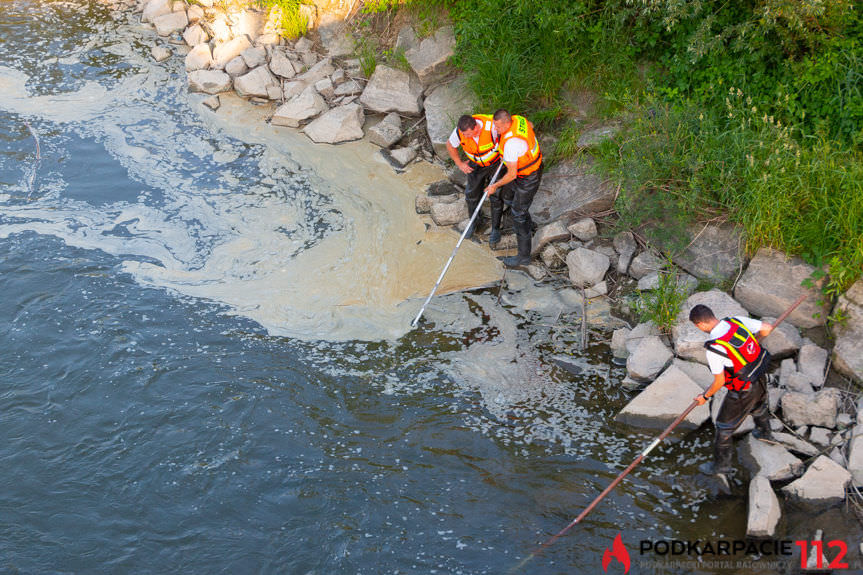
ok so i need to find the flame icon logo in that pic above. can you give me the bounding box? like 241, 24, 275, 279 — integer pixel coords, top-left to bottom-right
602, 533, 630, 573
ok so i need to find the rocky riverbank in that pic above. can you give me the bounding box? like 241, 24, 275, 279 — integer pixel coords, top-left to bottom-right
130, 0, 863, 544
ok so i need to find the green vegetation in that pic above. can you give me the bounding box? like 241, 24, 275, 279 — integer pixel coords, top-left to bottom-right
632, 263, 690, 333
256, 0, 308, 39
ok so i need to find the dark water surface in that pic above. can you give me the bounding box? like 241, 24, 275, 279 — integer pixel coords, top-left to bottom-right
2, 2, 862, 574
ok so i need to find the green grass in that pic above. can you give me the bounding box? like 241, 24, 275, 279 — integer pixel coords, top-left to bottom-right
632, 261, 690, 333
256, 0, 307, 39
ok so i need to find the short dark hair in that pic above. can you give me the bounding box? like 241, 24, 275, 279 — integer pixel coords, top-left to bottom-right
457, 115, 476, 132
689, 304, 716, 324
493, 109, 511, 122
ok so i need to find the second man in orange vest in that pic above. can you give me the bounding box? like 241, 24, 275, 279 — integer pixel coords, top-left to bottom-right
446, 114, 502, 241
484, 109, 543, 268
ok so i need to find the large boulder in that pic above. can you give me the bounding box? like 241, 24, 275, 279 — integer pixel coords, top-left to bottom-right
404, 25, 455, 85
832, 279, 863, 382
271, 86, 327, 128
734, 247, 829, 328
739, 434, 804, 481
529, 155, 615, 226
615, 364, 711, 430
142, 0, 172, 23
234, 65, 278, 98
152, 10, 187, 36
626, 336, 674, 382
303, 102, 365, 144
187, 70, 231, 94
670, 223, 744, 282
760, 315, 802, 358
566, 247, 610, 288
781, 389, 840, 429
747, 475, 781, 538
212, 36, 252, 69
231, 8, 266, 42
185, 43, 213, 71
781, 455, 850, 506
424, 76, 475, 159
671, 290, 749, 364
672, 358, 713, 390
359, 65, 423, 115
240, 46, 267, 69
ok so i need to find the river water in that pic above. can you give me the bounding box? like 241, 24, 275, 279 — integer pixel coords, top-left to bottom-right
1, 1, 860, 574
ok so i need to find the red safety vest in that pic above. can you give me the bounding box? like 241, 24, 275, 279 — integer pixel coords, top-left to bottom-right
705, 317, 768, 391
458, 114, 500, 166
498, 115, 542, 176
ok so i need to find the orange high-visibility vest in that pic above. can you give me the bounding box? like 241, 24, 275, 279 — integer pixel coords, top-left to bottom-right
498, 115, 542, 176
458, 114, 500, 166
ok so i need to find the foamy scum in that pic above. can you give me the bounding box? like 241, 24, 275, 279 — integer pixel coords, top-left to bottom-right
0, 26, 502, 341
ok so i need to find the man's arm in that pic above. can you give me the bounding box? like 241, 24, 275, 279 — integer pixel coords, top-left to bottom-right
757, 323, 774, 338
696, 373, 726, 405
446, 141, 473, 174
486, 161, 517, 195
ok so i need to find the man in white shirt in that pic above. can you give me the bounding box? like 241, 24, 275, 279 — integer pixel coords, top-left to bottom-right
690, 304, 775, 482
445, 114, 501, 242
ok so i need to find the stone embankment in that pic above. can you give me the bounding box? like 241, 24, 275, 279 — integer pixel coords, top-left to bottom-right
134, 0, 863, 541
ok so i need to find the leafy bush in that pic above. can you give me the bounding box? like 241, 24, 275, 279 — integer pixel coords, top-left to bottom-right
632, 263, 690, 333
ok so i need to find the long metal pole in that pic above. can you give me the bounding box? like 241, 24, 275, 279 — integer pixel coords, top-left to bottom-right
512, 292, 811, 571
410, 162, 505, 328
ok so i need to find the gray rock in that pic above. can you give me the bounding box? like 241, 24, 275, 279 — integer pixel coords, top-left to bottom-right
213, 36, 252, 69
798, 343, 828, 388
388, 145, 417, 168
404, 25, 455, 85
540, 243, 568, 269
415, 193, 432, 214
615, 364, 711, 430
235, 65, 278, 98
266, 84, 282, 101
300, 50, 318, 69
150, 44, 171, 62
670, 223, 744, 283
577, 125, 619, 148
334, 79, 363, 97
314, 77, 335, 100
183, 23, 208, 46
629, 251, 663, 280
530, 155, 615, 226
782, 455, 850, 506
187, 69, 231, 94
187, 4, 203, 23
786, 372, 815, 394
531, 221, 570, 256
142, 0, 171, 23
781, 389, 840, 429
809, 427, 832, 447
779, 357, 796, 388
293, 36, 312, 53
368, 113, 403, 148
431, 201, 469, 226
768, 385, 785, 413
185, 43, 213, 71
201, 95, 220, 111
426, 180, 460, 197
318, 21, 354, 57
269, 49, 298, 79
240, 46, 267, 69
833, 279, 863, 382
611, 328, 630, 359
394, 25, 418, 53
772, 432, 819, 457
613, 230, 637, 254
231, 9, 265, 42
747, 475, 781, 538
359, 65, 423, 115
625, 321, 660, 354
734, 247, 829, 328
303, 102, 365, 144
626, 335, 674, 382
760, 316, 802, 358
224, 56, 248, 77
847, 433, 863, 486
569, 218, 597, 241
153, 10, 188, 36
282, 80, 306, 99
739, 434, 804, 481
671, 290, 749, 364
566, 248, 610, 288
672, 358, 713, 390
272, 85, 328, 127
585, 282, 608, 298
430, 193, 459, 205
207, 13, 232, 43
525, 264, 547, 281
295, 57, 334, 84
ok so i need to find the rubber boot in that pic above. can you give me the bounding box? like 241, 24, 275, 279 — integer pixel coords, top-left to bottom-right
752, 408, 773, 441
488, 202, 503, 247
501, 218, 532, 268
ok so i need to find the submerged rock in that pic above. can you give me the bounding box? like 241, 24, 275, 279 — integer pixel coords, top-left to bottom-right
747, 475, 781, 538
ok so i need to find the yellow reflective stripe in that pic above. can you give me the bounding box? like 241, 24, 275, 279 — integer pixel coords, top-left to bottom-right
714, 339, 746, 366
